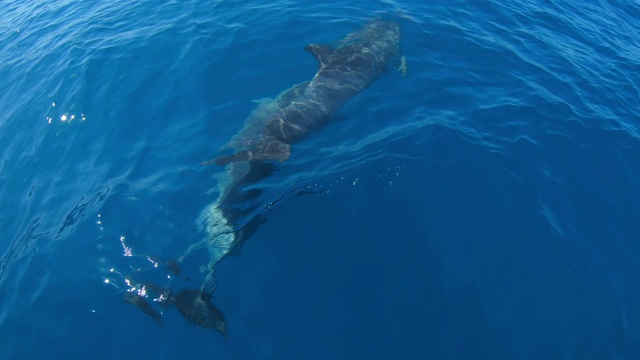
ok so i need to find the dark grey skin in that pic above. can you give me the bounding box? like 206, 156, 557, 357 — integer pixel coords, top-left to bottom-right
123, 292, 164, 327
204, 20, 401, 166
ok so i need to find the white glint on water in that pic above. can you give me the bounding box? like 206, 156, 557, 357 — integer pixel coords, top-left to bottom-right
120, 236, 132, 257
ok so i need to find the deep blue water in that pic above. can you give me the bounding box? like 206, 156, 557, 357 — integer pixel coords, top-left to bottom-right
1, 0, 640, 359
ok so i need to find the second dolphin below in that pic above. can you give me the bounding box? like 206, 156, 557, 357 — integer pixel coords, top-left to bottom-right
124, 284, 228, 340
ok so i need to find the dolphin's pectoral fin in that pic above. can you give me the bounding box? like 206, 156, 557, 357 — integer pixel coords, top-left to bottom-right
201, 158, 221, 166
247, 139, 291, 162
202, 151, 251, 166
275, 81, 310, 107
201, 157, 226, 166
304, 43, 337, 66
202, 140, 290, 167
229, 139, 290, 163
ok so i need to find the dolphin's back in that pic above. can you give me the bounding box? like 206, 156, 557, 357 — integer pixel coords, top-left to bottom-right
308, 20, 401, 100
259, 20, 401, 145
208, 20, 401, 166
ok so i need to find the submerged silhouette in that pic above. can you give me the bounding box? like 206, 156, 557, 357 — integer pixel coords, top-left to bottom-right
123, 283, 228, 340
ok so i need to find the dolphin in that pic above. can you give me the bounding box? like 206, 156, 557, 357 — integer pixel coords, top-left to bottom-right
188, 19, 402, 295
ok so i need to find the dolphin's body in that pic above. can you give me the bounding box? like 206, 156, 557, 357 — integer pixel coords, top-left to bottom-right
188, 20, 402, 294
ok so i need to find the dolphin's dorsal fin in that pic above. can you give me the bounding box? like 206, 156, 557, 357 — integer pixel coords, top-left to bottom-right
304, 43, 336, 66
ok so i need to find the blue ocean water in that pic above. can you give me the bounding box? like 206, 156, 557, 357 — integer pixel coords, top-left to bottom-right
1, 0, 639, 359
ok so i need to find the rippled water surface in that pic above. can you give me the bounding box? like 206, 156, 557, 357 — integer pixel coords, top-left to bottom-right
1, 0, 639, 359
